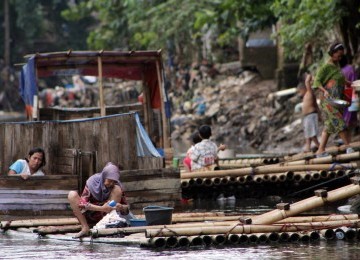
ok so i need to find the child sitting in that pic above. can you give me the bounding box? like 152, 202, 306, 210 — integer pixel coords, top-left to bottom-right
190, 125, 224, 171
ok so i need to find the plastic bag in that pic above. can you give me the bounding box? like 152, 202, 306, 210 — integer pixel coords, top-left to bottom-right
94, 210, 127, 229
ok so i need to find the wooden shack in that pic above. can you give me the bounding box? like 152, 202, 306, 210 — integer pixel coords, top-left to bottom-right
20, 50, 171, 150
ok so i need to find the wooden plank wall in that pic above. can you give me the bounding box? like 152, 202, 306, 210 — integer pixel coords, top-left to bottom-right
0, 113, 138, 175
120, 168, 181, 211
0, 176, 77, 217
0, 176, 78, 190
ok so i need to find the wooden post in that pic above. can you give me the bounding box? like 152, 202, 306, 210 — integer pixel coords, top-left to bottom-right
156, 60, 170, 149
141, 72, 151, 138
97, 55, 105, 117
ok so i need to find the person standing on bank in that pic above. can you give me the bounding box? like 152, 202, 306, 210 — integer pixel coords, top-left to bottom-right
68, 162, 129, 238
299, 74, 320, 152
313, 42, 352, 156
7, 147, 46, 180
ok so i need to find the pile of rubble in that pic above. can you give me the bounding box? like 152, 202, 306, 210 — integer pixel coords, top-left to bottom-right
169, 67, 308, 155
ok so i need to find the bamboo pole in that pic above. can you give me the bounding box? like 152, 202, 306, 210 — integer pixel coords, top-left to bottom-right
279, 232, 290, 242
180, 163, 356, 179
239, 234, 249, 244
276, 214, 360, 224
145, 219, 360, 238
0, 218, 79, 229
149, 237, 166, 248
178, 236, 190, 247
201, 235, 213, 246
228, 234, 239, 244
97, 55, 105, 117
280, 152, 360, 166
251, 182, 360, 225
189, 236, 203, 246
36, 225, 82, 235
165, 236, 178, 248
267, 232, 280, 242
211, 234, 226, 245
288, 232, 301, 242
284, 142, 360, 161
181, 179, 190, 188
320, 229, 335, 240
156, 59, 170, 149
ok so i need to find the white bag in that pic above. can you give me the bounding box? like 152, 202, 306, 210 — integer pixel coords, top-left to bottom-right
94, 210, 127, 229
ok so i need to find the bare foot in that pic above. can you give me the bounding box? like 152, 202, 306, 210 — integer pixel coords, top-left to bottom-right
73, 229, 90, 239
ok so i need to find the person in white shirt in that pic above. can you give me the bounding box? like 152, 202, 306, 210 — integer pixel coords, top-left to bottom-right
8, 147, 46, 180
190, 125, 224, 171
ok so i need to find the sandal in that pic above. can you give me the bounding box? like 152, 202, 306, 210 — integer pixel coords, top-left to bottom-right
316, 152, 330, 158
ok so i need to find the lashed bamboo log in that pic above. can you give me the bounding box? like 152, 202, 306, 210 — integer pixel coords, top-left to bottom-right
276, 214, 360, 224
251, 182, 360, 225
280, 152, 360, 166
165, 236, 178, 248
178, 236, 190, 247
211, 234, 226, 245
267, 232, 280, 242
228, 234, 240, 244
288, 232, 301, 242
0, 218, 79, 229
181, 163, 356, 179
343, 227, 357, 240
145, 219, 360, 238
201, 235, 213, 246
256, 233, 269, 244
203, 178, 213, 187
238, 234, 249, 244
248, 234, 259, 244
181, 179, 190, 188
299, 233, 310, 242
284, 142, 360, 161
334, 228, 345, 240
189, 236, 203, 246
149, 237, 166, 248
279, 232, 290, 242
36, 225, 81, 235
320, 229, 335, 240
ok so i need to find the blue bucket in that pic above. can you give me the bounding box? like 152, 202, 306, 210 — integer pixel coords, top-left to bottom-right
130, 219, 147, 227
143, 205, 173, 225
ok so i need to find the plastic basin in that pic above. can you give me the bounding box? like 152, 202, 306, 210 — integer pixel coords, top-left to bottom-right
143, 205, 174, 225
130, 219, 147, 227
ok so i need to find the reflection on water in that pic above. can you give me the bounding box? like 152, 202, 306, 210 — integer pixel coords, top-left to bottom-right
1, 234, 360, 260
1, 198, 359, 259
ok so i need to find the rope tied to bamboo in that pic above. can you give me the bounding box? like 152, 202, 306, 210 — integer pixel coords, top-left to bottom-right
278, 223, 303, 233
250, 167, 256, 176
291, 221, 360, 231
279, 210, 289, 219
329, 162, 351, 171
225, 221, 245, 238
151, 226, 179, 238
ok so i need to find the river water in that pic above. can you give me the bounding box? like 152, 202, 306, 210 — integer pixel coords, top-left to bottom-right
1, 197, 359, 259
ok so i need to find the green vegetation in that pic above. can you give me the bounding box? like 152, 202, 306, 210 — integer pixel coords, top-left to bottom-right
1, 0, 360, 69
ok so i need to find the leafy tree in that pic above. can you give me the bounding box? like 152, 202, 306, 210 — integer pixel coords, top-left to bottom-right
272, 0, 360, 62
62, 0, 129, 50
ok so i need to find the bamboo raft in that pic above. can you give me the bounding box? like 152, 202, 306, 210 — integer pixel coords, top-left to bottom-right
182, 142, 360, 200
2, 178, 360, 249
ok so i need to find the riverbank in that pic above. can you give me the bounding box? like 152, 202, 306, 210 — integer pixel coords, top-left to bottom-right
169, 68, 360, 156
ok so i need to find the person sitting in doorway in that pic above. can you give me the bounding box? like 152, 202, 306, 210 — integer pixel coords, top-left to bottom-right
7, 147, 46, 180
68, 162, 129, 238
